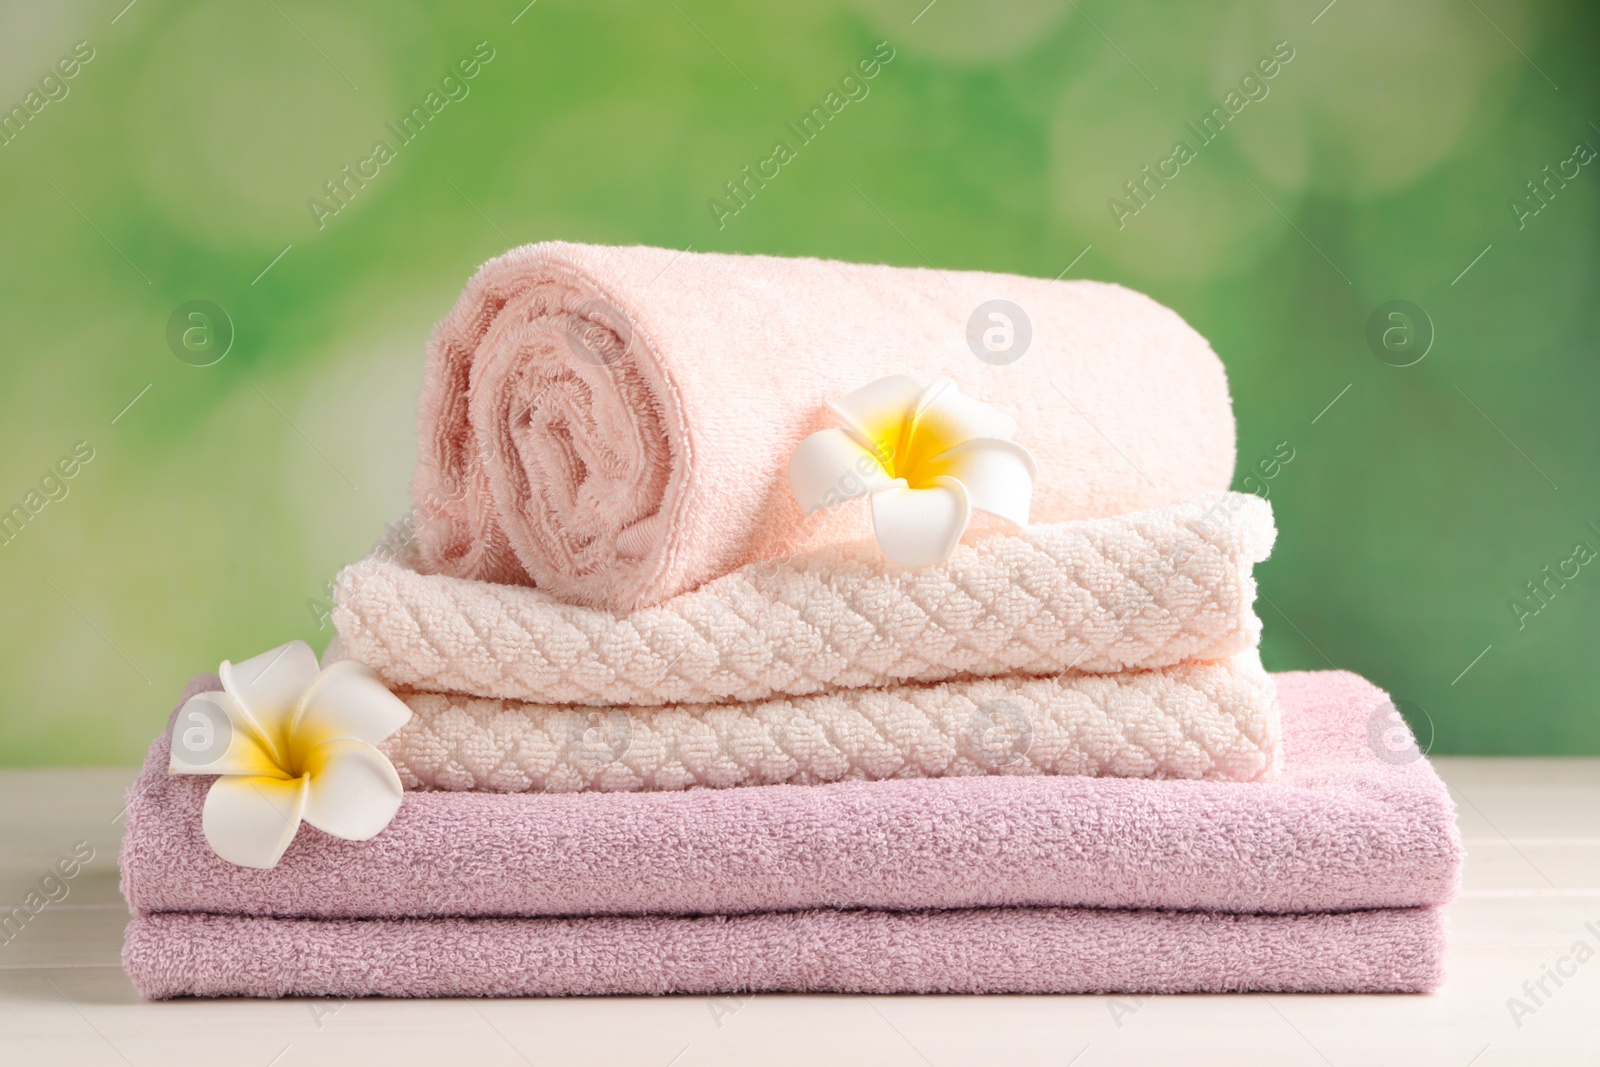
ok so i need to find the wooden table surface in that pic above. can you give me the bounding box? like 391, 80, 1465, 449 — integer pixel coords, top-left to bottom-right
1, 758, 1595, 1066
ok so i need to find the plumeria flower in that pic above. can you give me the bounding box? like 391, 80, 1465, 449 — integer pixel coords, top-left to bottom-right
789, 376, 1036, 567
168, 641, 412, 869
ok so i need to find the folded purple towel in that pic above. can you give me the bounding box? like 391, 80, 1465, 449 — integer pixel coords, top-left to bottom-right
121, 671, 1461, 918
123, 905, 1445, 999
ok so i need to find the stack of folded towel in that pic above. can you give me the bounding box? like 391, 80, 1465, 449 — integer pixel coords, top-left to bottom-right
330, 489, 1281, 791
120, 244, 1461, 998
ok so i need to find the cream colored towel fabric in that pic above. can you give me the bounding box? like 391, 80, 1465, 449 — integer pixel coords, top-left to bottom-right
381, 653, 1279, 792
332, 492, 1274, 708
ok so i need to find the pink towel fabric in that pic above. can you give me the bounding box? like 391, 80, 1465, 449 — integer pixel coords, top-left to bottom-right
120, 670, 1460, 920
123, 904, 1446, 999
335, 492, 1274, 708
411, 242, 1238, 610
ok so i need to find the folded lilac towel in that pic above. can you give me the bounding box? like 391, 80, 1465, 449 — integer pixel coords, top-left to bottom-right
121, 670, 1461, 919
123, 904, 1445, 999
333, 492, 1274, 708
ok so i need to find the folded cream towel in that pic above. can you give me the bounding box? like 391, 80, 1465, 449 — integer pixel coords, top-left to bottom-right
411, 242, 1238, 609
382, 653, 1279, 792
333, 491, 1274, 708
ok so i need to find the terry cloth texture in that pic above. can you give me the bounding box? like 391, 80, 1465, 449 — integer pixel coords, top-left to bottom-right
121, 670, 1461, 920
409, 241, 1238, 610
332, 491, 1275, 708
123, 904, 1447, 999
381, 652, 1281, 792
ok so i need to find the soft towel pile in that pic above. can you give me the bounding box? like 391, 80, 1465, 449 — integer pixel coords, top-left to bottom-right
326, 243, 1280, 791
335, 490, 1283, 790
122, 671, 1457, 996
120, 243, 1461, 998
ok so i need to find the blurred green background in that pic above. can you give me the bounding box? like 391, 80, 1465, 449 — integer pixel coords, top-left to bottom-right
0, 0, 1594, 764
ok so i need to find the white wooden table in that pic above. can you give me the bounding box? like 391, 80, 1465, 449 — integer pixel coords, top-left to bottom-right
1, 759, 1594, 1066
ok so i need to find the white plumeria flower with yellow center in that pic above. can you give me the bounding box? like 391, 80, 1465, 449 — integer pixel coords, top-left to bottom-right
789, 375, 1036, 567
168, 640, 412, 869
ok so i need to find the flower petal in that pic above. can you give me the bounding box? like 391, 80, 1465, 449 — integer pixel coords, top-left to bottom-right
293, 660, 413, 747
168, 691, 289, 779
870, 477, 971, 568
219, 640, 321, 747
201, 775, 308, 869
825, 375, 925, 443
923, 438, 1037, 527
789, 428, 899, 514
914, 378, 1016, 444
300, 739, 405, 841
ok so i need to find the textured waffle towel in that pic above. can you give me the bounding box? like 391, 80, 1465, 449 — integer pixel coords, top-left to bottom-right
382, 653, 1281, 792
124, 905, 1447, 999
410, 242, 1238, 610
121, 670, 1461, 920
333, 491, 1274, 708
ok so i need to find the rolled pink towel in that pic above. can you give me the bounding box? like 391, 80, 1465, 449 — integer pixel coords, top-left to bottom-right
412, 242, 1237, 610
